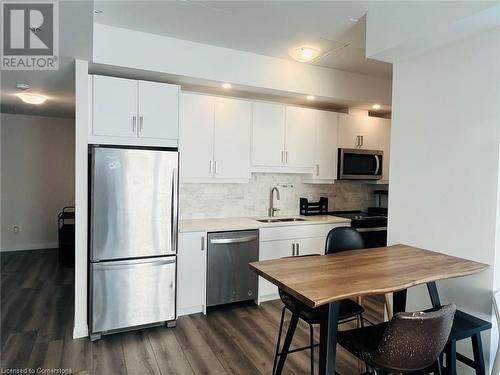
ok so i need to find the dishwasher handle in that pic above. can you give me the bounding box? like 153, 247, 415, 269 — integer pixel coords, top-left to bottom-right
210, 235, 257, 245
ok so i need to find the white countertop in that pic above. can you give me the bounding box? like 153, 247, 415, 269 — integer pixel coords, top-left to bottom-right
179, 215, 350, 233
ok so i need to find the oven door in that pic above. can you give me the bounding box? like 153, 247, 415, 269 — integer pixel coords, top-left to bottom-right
338, 148, 383, 180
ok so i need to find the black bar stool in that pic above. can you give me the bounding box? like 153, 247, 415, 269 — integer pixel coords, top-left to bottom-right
272, 227, 366, 375
423, 308, 491, 374
338, 304, 457, 375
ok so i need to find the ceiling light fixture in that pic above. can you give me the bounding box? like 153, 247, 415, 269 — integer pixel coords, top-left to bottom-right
349, 17, 359, 22
372, 104, 381, 110
17, 93, 48, 105
16, 83, 30, 90
306, 95, 315, 101
221, 83, 231, 89
289, 46, 321, 63
94, 9, 103, 14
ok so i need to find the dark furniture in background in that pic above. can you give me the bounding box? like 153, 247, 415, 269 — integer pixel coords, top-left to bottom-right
58, 206, 75, 267
338, 304, 456, 375
272, 227, 365, 375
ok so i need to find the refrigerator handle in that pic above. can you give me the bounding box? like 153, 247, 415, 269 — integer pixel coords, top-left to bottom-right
171, 168, 178, 252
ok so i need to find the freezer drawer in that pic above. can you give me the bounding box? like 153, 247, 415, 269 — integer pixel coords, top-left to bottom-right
91, 257, 176, 334
207, 230, 258, 307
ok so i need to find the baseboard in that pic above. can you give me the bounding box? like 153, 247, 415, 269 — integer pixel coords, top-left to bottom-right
73, 324, 88, 339
178, 305, 204, 317
0, 242, 58, 252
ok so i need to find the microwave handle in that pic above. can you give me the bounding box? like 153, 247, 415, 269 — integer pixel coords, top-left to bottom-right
374, 155, 380, 175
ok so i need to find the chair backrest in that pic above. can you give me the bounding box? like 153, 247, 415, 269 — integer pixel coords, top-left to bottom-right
492, 291, 500, 375
325, 226, 365, 254
373, 304, 456, 372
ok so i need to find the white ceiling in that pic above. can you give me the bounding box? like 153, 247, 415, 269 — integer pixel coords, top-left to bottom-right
0, 1, 93, 118
94, 0, 393, 79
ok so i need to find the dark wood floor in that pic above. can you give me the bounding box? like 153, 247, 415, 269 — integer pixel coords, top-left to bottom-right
1, 249, 384, 374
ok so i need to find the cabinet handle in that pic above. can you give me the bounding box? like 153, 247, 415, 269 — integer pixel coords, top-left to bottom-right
296, 243, 300, 255
292, 243, 296, 256
316, 164, 320, 176
355, 135, 359, 147
214, 161, 218, 174
281, 151, 284, 164
285, 151, 288, 164
361, 135, 364, 147
132, 116, 137, 133
209, 160, 213, 174
139, 116, 144, 133
201, 236, 205, 251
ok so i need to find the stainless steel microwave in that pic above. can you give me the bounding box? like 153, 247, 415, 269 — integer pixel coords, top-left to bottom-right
338, 148, 383, 180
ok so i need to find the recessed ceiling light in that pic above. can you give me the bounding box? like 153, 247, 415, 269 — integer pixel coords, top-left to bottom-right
16, 83, 30, 90
349, 17, 359, 22
306, 95, 315, 101
94, 9, 103, 14
289, 46, 321, 63
17, 93, 48, 105
372, 104, 381, 110
221, 83, 231, 89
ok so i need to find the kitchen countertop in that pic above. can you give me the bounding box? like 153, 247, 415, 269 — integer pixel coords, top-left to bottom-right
179, 215, 351, 233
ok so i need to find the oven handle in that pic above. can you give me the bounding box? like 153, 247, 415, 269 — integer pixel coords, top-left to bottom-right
356, 227, 387, 232
374, 155, 380, 175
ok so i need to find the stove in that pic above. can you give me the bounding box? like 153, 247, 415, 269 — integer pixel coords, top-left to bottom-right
329, 208, 388, 248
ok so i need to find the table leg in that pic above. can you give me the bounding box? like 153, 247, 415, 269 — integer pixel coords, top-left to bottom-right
274, 311, 299, 375
427, 281, 442, 309
319, 301, 340, 375
393, 289, 408, 315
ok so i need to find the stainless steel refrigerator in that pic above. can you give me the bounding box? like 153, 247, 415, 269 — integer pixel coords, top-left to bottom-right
89, 145, 178, 340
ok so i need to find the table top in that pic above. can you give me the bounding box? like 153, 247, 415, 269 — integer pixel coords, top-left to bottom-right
249, 244, 488, 308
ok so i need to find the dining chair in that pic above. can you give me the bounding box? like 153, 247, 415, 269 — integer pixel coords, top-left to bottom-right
492, 291, 500, 375
272, 227, 365, 375
338, 304, 457, 375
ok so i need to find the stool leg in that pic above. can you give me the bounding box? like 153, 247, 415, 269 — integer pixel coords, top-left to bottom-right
471, 333, 485, 375
275, 311, 300, 375
272, 307, 286, 375
309, 323, 314, 375
434, 357, 442, 375
446, 340, 457, 375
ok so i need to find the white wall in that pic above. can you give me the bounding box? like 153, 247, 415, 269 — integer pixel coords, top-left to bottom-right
92, 24, 392, 107
1, 114, 75, 251
388, 28, 500, 373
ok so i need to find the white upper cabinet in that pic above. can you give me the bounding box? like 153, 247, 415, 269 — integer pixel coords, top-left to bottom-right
179, 93, 251, 182
338, 113, 379, 150
180, 93, 215, 179
251, 103, 315, 172
252, 102, 286, 167
310, 110, 338, 181
285, 107, 315, 168
213, 97, 252, 180
91, 75, 179, 145
137, 80, 179, 140
93, 75, 138, 138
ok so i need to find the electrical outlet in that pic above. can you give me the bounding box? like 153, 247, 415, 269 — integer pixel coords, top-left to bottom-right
12, 225, 20, 234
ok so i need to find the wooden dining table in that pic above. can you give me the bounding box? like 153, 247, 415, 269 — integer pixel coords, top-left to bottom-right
248, 244, 488, 375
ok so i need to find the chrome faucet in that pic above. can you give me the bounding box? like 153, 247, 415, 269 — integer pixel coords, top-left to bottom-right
269, 187, 281, 217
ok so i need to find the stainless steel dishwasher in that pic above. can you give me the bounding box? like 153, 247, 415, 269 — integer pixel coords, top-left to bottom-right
207, 230, 259, 307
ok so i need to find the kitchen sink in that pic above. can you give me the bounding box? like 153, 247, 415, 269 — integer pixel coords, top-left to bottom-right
256, 218, 307, 223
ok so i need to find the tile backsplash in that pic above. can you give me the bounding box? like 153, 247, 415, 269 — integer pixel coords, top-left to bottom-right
180, 173, 381, 220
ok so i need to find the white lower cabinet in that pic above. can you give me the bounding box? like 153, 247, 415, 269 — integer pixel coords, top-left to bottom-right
258, 223, 349, 302
177, 231, 206, 316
